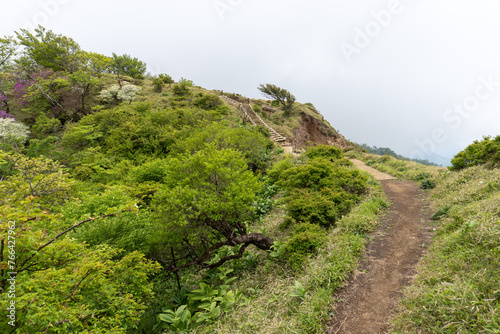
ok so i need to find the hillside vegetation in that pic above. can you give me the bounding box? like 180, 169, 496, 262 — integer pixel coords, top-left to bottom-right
3, 25, 497, 334
0, 27, 387, 333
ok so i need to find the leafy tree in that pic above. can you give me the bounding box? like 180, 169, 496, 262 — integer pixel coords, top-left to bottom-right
172, 81, 191, 97
9, 70, 90, 129
62, 188, 154, 255
111, 53, 147, 86
193, 94, 223, 110
151, 145, 274, 272
0, 73, 16, 113
257, 83, 296, 116
0, 199, 160, 333
98, 84, 141, 105
0, 118, 30, 150
0, 36, 17, 69
158, 73, 174, 85
80, 51, 113, 76
0, 151, 160, 332
15, 25, 82, 73
178, 77, 193, 87
21, 72, 75, 127
172, 123, 273, 171
69, 70, 101, 113
0, 152, 74, 207
450, 135, 500, 170
152, 77, 165, 92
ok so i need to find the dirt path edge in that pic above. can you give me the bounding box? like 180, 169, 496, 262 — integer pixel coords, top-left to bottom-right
325, 163, 433, 333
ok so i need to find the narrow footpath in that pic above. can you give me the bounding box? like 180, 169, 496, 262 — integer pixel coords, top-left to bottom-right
326, 159, 433, 334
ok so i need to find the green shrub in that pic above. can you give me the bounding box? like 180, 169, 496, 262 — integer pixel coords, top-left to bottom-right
282, 223, 327, 271
304, 102, 318, 113
450, 135, 500, 170
285, 188, 358, 227
133, 159, 169, 183
274, 156, 368, 228
61, 188, 153, 255
178, 77, 194, 87
152, 77, 165, 92
193, 94, 223, 110
420, 179, 437, 189
172, 124, 273, 172
267, 155, 296, 183
279, 159, 368, 196
304, 145, 343, 161
285, 189, 340, 227
172, 82, 191, 96
256, 126, 270, 138
158, 73, 174, 84
415, 172, 431, 181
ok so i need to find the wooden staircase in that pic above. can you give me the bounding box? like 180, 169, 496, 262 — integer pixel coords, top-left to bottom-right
220, 95, 289, 144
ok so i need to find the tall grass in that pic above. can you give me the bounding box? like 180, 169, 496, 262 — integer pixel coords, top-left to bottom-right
393, 166, 500, 333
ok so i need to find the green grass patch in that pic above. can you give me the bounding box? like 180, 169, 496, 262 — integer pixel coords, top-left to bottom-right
393, 166, 500, 333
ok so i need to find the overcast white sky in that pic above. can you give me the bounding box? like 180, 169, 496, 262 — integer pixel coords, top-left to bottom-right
2, 0, 500, 165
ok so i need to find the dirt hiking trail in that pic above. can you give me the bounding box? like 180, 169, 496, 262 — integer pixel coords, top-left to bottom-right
326, 159, 433, 334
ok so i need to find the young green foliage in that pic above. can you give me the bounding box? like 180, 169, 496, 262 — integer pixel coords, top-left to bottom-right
450, 135, 500, 170
151, 145, 274, 271
15, 25, 82, 73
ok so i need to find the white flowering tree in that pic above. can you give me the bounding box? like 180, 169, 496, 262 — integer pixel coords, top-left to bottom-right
0, 118, 30, 149
99, 84, 141, 104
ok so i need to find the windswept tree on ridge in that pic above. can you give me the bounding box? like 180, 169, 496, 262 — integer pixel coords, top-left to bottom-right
258, 83, 296, 116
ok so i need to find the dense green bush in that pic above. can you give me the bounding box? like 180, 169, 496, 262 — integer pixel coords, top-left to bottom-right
420, 179, 437, 189
450, 135, 500, 170
193, 94, 223, 110
285, 189, 340, 227
152, 77, 165, 92
172, 123, 273, 172
304, 144, 344, 161
273, 149, 368, 228
282, 223, 327, 271
61, 188, 153, 256
285, 188, 358, 227
172, 81, 191, 96
267, 155, 296, 183
279, 159, 367, 196
62, 104, 222, 164
132, 158, 169, 183
158, 73, 174, 84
